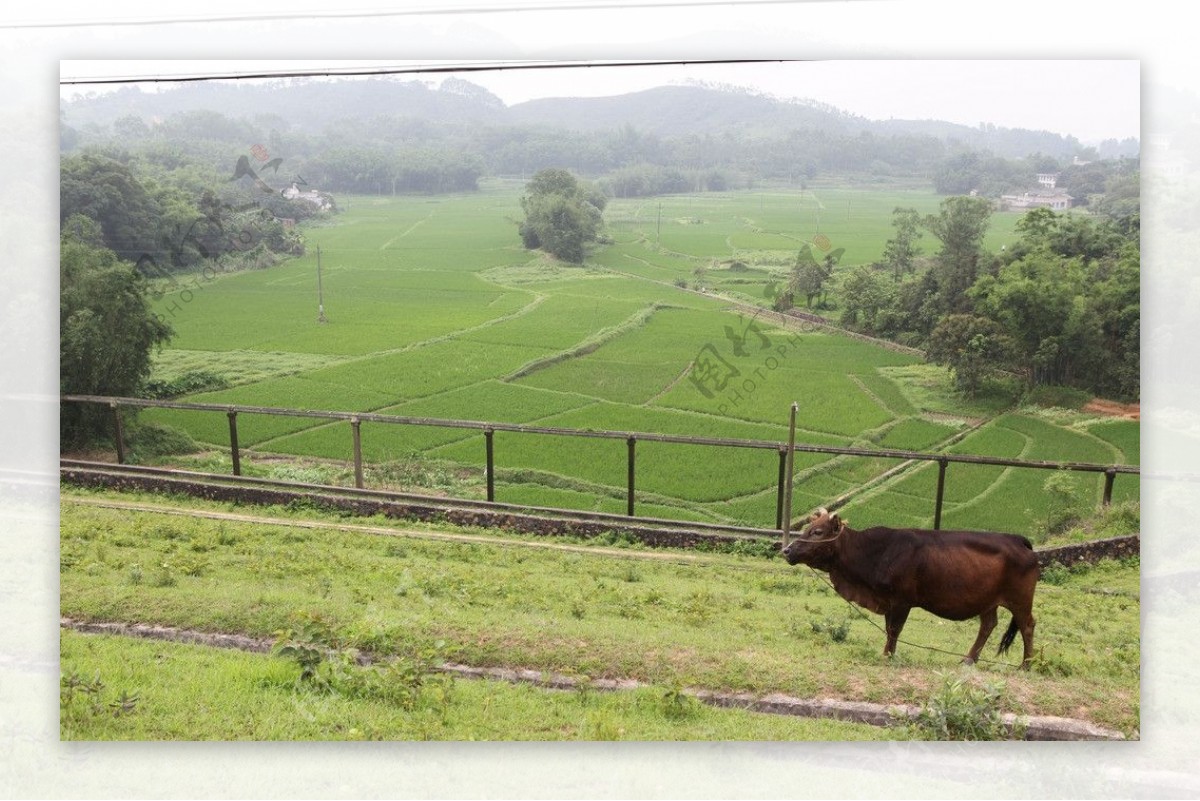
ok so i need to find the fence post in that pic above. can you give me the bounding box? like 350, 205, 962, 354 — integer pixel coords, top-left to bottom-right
626, 436, 636, 516
775, 447, 788, 530
484, 428, 495, 502
110, 402, 126, 465
781, 402, 798, 549
226, 409, 241, 476
1102, 468, 1116, 506
350, 417, 364, 489
933, 458, 948, 531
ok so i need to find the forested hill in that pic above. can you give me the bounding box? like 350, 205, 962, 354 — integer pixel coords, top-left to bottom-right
62, 76, 1138, 161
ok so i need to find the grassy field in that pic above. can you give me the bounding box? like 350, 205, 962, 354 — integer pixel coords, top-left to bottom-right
60, 630, 893, 741
59, 489, 1140, 739
136, 182, 1138, 535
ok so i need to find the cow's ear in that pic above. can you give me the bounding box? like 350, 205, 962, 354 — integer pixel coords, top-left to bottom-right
830, 513, 841, 529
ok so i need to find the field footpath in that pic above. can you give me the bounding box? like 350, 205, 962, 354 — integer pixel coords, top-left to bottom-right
62, 484, 1139, 576
60, 617, 1126, 741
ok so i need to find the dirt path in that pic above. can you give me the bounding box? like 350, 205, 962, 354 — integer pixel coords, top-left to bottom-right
1083, 399, 1140, 420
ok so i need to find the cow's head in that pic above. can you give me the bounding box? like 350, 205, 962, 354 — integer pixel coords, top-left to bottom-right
781, 507, 845, 566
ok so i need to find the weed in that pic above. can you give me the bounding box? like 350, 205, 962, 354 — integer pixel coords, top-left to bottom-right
1040, 561, 1072, 586
584, 711, 626, 740
656, 682, 700, 720
896, 671, 1025, 741
61, 670, 140, 733
810, 616, 853, 643
677, 589, 715, 626
151, 563, 178, 587
1029, 646, 1074, 678
128, 564, 143, 585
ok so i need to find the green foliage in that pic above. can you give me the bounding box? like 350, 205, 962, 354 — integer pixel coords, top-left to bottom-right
881, 206, 923, 278
809, 615, 853, 643
924, 195, 993, 315
141, 369, 230, 399
1042, 470, 1089, 536
60, 669, 141, 738
60, 235, 174, 447
926, 314, 1015, 396
125, 422, 200, 463
897, 671, 1025, 741
519, 168, 606, 263
1024, 385, 1092, 410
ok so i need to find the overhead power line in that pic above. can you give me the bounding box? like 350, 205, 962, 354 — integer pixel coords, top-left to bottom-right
14, 0, 824, 31
60, 58, 794, 87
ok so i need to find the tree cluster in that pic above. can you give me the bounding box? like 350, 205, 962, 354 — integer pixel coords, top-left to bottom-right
835, 199, 1139, 400
61, 150, 312, 278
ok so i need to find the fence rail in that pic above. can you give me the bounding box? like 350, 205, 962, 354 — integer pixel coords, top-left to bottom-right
63, 394, 1139, 532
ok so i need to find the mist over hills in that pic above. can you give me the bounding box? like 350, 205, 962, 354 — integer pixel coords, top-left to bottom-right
61, 76, 1138, 160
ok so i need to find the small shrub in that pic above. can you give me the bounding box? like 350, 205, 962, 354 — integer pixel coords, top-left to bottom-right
810, 616, 852, 643
1040, 561, 1072, 586
655, 682, 700, 720
1042, 471, 1088, 536
141, 369, 229, 399
61, 670, 140, 731
897, 671, 1024, 741
125, 422, 200, 463
1030, 646, 1074, 678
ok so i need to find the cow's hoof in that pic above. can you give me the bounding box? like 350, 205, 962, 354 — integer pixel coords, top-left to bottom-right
961, 657, 977, 667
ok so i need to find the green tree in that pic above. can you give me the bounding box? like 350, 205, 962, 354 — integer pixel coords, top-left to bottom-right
60, 152, 162, 262
882, 207, 924, 279
60, 230, 173, 447
518, 168, 605, 263
926, 314, 1014, 397
925, 196, 993, 315
788, 244, 841, 309
838, 266, 893, 332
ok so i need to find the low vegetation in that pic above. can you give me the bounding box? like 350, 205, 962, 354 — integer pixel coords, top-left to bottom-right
60, 489, 1140, 738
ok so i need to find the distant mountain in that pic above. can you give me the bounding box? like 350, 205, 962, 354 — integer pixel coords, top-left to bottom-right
505, 85, 860, 138
62, 76, 1132, 162
63, 77, 507, 132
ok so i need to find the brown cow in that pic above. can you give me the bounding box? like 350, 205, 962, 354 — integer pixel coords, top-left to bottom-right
781, 508, 1039, 668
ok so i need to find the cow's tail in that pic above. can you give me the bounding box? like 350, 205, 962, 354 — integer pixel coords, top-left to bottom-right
997, 615, 1020, 655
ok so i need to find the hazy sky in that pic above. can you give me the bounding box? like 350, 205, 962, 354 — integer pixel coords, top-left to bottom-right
61, 58, 1139, 144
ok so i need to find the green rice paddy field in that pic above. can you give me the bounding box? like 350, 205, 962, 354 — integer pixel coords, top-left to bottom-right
143, 181, 1139, 539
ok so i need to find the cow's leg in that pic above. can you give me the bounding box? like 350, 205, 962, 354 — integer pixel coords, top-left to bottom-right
1017, 611, 1036, 670
964, 607, 998, 665
883, 607, 910, 658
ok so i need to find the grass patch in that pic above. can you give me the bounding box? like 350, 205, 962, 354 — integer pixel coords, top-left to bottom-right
60, 630, 890, 740
59, 490, 1141, 735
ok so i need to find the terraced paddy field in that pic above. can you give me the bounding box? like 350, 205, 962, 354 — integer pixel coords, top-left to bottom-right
142, 182, 1137, 538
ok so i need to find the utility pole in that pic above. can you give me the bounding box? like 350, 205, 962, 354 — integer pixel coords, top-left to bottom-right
316, 244, 327, 323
